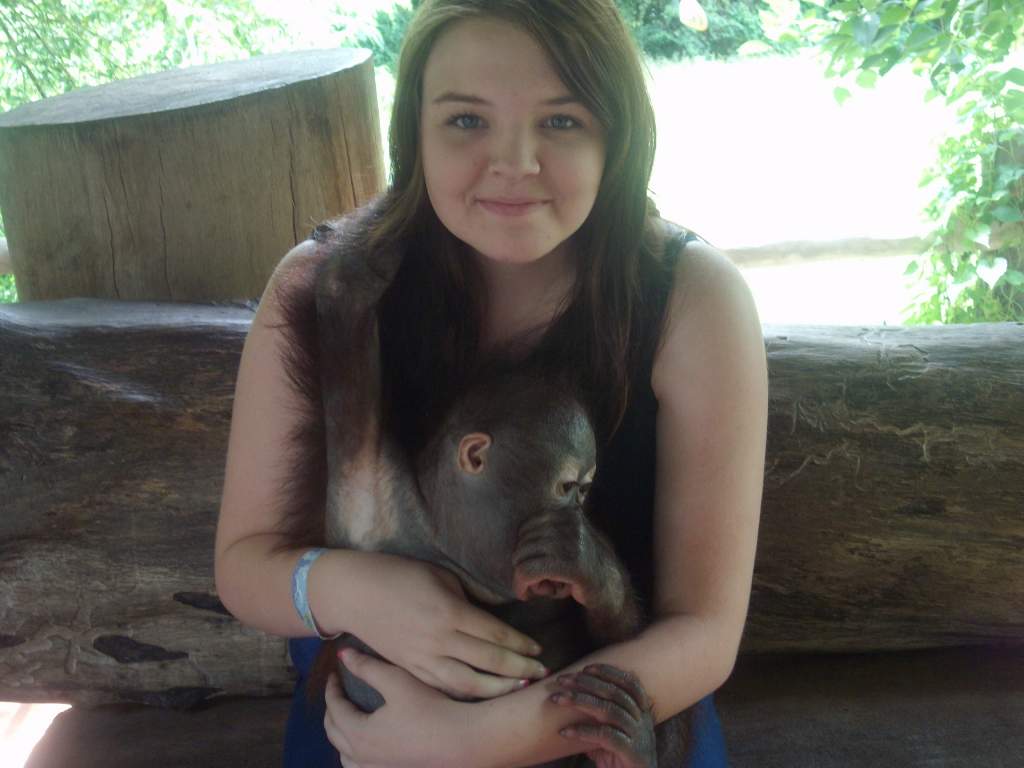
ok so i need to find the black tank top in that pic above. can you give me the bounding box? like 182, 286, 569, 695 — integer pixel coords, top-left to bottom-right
587, 227, 697, 615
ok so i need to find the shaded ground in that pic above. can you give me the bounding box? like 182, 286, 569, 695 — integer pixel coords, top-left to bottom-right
24, 646, 1023, 767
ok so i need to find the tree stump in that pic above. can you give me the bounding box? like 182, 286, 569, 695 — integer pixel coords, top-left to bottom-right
1, 301, 1022, 705
0, 49, 384, 302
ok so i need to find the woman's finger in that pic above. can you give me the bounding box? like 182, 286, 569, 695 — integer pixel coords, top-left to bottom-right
450, 630, 548, 680
324, 673, 362, 755
456, 607, 543, 658
426, 655, 532, 700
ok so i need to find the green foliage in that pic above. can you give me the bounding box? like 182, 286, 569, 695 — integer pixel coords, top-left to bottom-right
0, 273, 15, 303
618, 0, 779, 60
335, 0, 422, 73
340, 0, 778, 74
772, 0, 1024, 323
0, 0, 282, 114
0, 0, 283, 304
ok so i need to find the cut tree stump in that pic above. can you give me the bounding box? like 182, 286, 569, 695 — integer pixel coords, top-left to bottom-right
1, 300, 1022, 705
0, 49, 384, 302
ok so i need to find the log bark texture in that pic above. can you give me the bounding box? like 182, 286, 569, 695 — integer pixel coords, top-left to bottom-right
752, 323, 1024, 653
0, 49, 384, 302
1, 301, 1022, 705
1, 300, 288, 707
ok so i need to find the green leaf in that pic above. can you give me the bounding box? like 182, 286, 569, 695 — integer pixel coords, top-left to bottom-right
980, 10, 1009, 37
1005, 90, 1024, 122
834, 86, 852, 104
880, 5, 911, 26
1005, 270, 1024, 287
852, 14, 881, 47
904, 260, 920, 275
904, 25, 940, 50
1002, 68, 1024, 87
992, 205, 1024, 223
913, 1, 949, 23
856, 69, 879, 88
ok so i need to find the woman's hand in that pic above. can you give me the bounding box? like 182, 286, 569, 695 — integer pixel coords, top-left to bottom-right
552, 664, 656, 768
319, 551, 546, 699
325, 648, 478, 768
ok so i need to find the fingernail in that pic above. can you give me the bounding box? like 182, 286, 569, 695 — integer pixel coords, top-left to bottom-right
550, 693, 563, 704
532, 643, 543, 655
560, 727, 576, 738
518, 679, 530, 689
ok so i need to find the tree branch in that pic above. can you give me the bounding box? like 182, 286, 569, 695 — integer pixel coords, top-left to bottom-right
0, 8, 48, 100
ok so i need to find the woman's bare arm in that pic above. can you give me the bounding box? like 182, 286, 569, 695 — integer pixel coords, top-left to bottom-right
214, 240, 544, 697
213, 238, 339, 637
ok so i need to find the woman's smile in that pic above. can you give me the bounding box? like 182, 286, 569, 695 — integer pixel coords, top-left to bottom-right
477, 199, 549, 217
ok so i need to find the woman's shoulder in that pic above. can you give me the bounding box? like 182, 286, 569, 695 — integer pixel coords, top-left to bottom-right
650, 215, 706, 262
650, 220, 763, 394
268, 194, 395, 304
650, 216, 737, 300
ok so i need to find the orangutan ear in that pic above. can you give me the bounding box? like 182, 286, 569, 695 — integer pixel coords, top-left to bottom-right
457, 433, 492, 475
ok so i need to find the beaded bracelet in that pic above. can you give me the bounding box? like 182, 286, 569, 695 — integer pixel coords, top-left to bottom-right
291, 548, 341, 640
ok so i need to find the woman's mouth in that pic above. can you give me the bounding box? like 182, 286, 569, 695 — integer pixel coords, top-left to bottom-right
478, 199, 547, 217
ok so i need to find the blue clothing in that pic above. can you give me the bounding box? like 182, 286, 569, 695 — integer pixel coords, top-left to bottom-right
284, 637, 727, 767
282, 225, 729, 766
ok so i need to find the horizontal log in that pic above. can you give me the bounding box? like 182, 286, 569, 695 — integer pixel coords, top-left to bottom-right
753, 322, 1024, 652
1, 300, 1022, 705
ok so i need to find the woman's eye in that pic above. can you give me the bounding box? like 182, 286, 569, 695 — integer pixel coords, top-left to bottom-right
447, 113, 482, 130
547, 115, 580, 130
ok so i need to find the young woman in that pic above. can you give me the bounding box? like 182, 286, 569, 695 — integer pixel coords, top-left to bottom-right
215, 1, 767, 766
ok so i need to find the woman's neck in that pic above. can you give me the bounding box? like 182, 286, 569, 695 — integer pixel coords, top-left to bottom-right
474, 244, 577, 352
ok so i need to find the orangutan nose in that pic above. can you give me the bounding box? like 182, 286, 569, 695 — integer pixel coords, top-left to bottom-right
513, 572, 577, 602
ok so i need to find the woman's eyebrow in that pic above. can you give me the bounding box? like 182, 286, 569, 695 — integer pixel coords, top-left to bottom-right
430, 91, 583, 107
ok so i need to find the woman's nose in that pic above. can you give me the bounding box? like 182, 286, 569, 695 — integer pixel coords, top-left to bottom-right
488, 127, 541, 178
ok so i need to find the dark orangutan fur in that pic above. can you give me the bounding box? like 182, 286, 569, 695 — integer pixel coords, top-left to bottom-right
269, 197, 687, 766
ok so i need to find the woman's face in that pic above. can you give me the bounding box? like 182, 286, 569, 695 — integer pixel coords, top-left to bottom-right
420, 17, 606, 266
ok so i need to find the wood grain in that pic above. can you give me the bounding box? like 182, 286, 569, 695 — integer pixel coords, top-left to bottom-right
0, 50, 384, 302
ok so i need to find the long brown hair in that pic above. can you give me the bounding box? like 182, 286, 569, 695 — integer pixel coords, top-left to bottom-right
367, 0, 674, 452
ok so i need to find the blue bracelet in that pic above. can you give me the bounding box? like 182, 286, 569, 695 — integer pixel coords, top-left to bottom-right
291, 548, 340, 639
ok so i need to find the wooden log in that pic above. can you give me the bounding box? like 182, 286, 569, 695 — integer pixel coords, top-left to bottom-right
1, 300, 1022, 705
752, 323, 1024, 653
0, 50, 384, 302
0, 300, 291, 707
